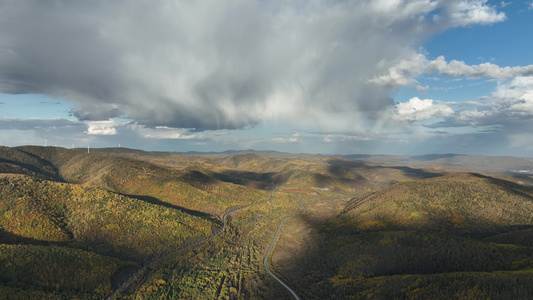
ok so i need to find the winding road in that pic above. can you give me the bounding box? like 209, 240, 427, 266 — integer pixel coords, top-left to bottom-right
263, 218, 301, 300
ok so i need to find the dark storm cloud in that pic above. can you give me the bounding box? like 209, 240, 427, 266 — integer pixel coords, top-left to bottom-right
71, 105, 122, 122
0, 0, 506, 130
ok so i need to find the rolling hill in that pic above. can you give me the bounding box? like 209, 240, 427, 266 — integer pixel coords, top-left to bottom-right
283, 173, 533, 299
2, 145, 533, 299
0, 146, 271, 214
0, 146, 271, 298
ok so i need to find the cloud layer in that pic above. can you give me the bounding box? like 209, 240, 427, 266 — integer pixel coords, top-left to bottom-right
370, 54, 533, 88
0, 0, 509, 130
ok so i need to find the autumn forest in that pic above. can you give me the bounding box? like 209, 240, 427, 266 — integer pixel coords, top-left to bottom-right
1, 146, 533, 299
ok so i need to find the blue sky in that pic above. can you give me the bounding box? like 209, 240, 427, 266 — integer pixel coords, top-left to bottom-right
1, 0, 533, 156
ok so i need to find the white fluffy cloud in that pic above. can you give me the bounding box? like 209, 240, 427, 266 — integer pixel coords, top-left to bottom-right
421, 76, 533, 131
426, 56, 533, 78
272, 133, 300, 144
371, 54, 533, 88
509, 91, 533, 115
492, 76, 533, 100
128, 124, 217, 140
85, 120, 118, 135
395, 97, 454, 121
445, 0, 506, 26
492, 77, 533, 116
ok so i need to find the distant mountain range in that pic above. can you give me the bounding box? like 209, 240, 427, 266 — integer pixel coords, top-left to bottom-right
94, 147, 533, 174
340, 153, 533, 174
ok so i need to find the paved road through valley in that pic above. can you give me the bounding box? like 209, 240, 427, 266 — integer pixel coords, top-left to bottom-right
263, 218, 301, 300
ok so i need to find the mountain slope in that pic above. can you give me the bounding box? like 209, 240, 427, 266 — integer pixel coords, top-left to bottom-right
0, 244, 134, 300
0, 174, 213, 260
0, 146, 271, 215
339, 172, 533, 235
287, 173, 533, 299
0, 173, 219, 298
0, 146, 274, 298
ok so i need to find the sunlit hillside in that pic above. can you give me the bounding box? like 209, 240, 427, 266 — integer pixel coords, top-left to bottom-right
0, 180, 174, 297
1, 146, 271, 214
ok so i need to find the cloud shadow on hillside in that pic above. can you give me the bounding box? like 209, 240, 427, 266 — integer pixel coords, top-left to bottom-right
270, 170, 533, 298
119, 193, 221, 226
0, 228, 69, 246
277, 210, 533, 299
326, 159, 445, 181
213, 170, 287, 190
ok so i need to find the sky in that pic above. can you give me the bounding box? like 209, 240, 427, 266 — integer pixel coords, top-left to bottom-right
1, 0, 533, 156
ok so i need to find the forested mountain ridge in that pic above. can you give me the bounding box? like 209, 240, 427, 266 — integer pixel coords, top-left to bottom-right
0, 173, 217, 299
0, 146, 271, 214
339, 172, 533, 233
1, 146, 533, 299
0, 146, 271, 298
284, 172, 533, 299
